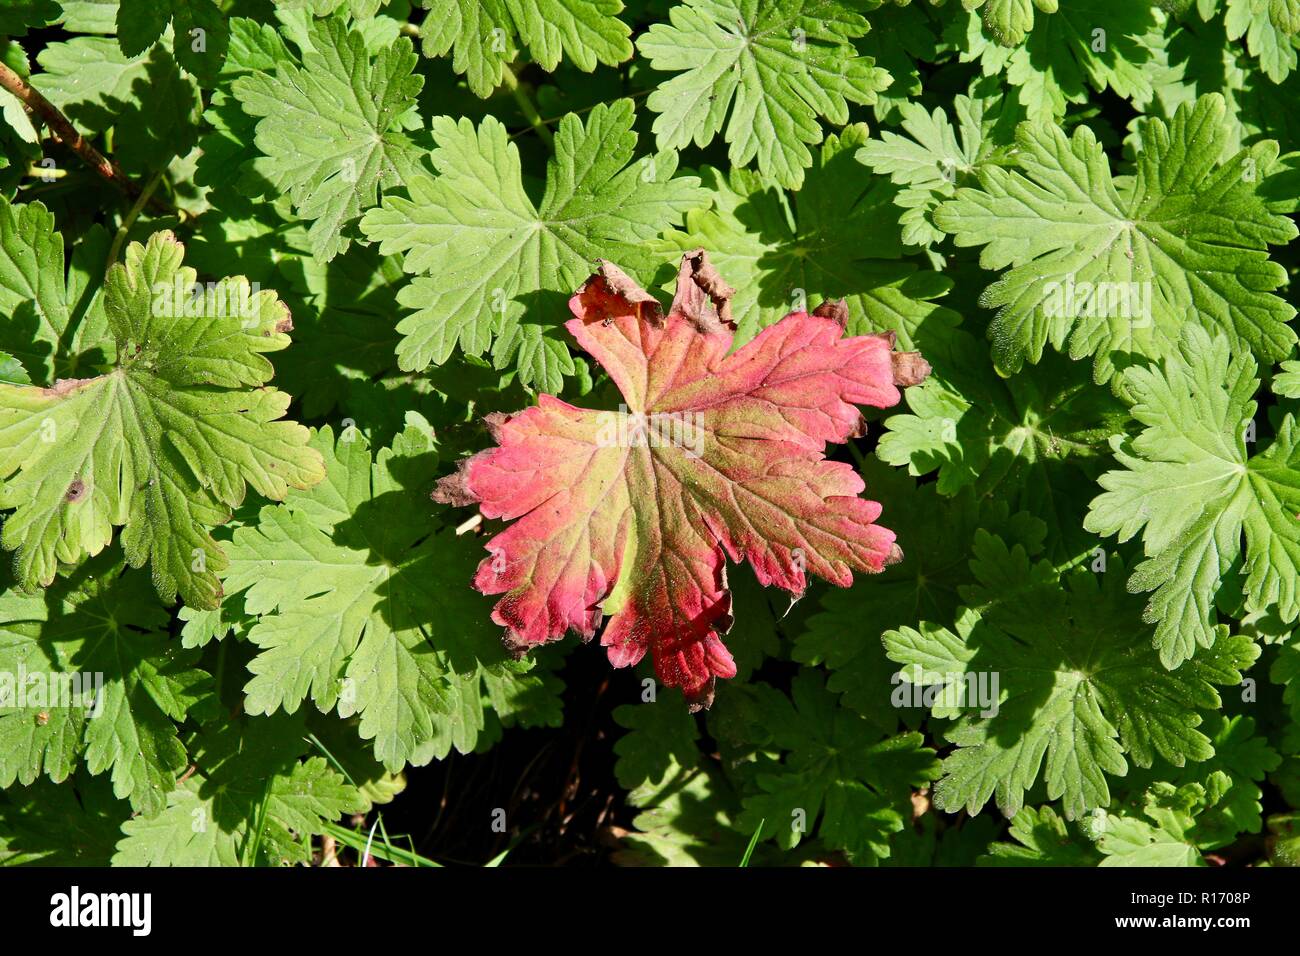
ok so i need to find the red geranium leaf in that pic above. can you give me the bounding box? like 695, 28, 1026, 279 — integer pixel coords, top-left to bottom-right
434, 250, 929, 708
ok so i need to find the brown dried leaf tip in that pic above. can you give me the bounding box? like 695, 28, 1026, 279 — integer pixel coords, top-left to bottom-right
891, 351, 931, 387
855, 327, 931, 387
670, 248, 736, 334
431, 460, 476, 507
589, 259, 664, 325
812, 299, 849, 327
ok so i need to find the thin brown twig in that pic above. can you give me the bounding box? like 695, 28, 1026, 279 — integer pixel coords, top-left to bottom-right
0, 60, 174, 216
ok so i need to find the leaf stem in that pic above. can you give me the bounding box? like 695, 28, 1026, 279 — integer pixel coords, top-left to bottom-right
504, 87, 655, 143
24, 162, 66, 179
214, 636, 228, 702
0, 60, 174, 216
244, 778, 274, 867
740, 819, 765, 866
501, 67, 554, 149
846, 437, 869, 471
107, 169, 166, 267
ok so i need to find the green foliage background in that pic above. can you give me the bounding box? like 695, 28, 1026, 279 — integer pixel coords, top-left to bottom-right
2, 0, 1300, 866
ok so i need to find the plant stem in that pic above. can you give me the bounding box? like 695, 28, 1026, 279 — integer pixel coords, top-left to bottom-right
501, 67, 554, 148
0, 60, 174, 216
107, 169, 166, 266
214, 637, 228, 702
846, 436, 869, 471
25, 162, 66, 179
244, 779, 274, 867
